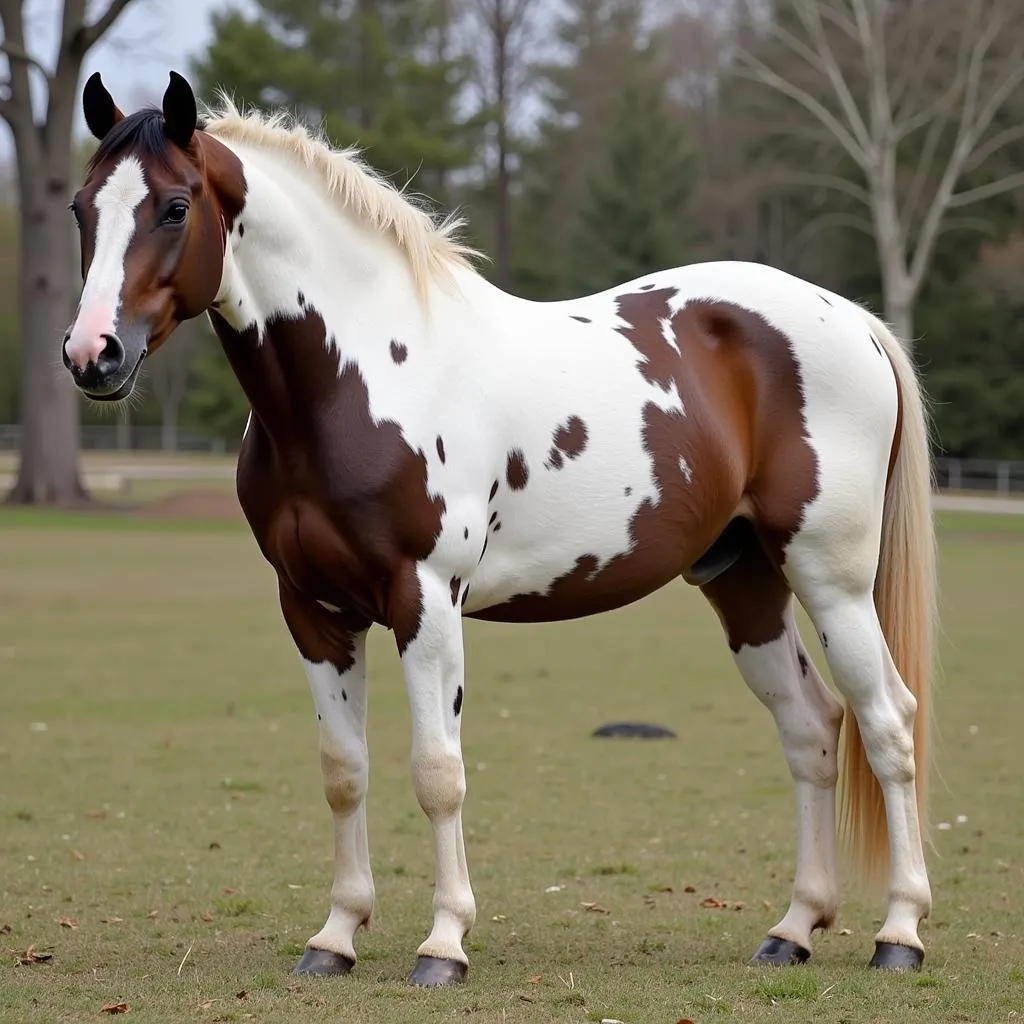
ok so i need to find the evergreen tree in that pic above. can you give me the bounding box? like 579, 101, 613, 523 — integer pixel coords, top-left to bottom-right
190, 0, 472, 197
568, 78, 699, 294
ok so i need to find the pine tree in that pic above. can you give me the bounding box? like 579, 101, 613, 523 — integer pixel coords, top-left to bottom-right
568, 77, 699, 294
190, 0, 472, 198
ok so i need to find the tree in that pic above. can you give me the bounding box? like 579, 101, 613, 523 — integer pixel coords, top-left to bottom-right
733, 0, 1024, 347
191, 0, 472, 195
0, 0, 138, 504
460, 0, 543, 287
569, 77, 700, 292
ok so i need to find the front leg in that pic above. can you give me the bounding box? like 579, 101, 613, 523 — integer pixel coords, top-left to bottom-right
277, 584, 375, 976
394, 564, 475, 987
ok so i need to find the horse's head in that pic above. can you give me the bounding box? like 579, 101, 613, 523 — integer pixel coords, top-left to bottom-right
64, 71, 242, 401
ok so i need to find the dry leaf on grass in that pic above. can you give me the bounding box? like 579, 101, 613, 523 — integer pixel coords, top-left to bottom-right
581, 901, 610, 914
677, 1019, 697, 1023
101, 1002, 130, 1014
71, 849, 86, 861
146, 911, 158, 920
527, 975, 542, 985
683, 885, 697, 893
195, 1000, 213, 1012
223, 888, 237, 895
86, 810, 108, 820
0, 925, 11, 935
236, 991, 248, 1001
655, 885, 673, 893
16, 944, 53, 965
700, 896, 745, 911
57, 917, 78, 930
101, 917, 123, 925
201, 913, 215, 923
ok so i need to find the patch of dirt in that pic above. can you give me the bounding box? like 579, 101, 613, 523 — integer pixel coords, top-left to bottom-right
139, 490, 244, 521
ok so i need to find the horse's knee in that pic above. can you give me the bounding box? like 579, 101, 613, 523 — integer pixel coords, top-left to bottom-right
411, 751, 465, 820
321, 747, 368, 816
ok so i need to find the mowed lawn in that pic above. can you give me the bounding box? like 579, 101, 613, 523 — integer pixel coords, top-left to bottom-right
0, 507, 1022, 1023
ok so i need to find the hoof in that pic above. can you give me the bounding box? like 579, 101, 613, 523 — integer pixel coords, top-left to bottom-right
869, 941, 923, 972
407, 955, 468, 987
293, 946, 355, 976
750, 936, 811, 966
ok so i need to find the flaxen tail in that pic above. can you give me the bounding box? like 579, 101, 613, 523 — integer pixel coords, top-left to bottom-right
840, 313, 938, 884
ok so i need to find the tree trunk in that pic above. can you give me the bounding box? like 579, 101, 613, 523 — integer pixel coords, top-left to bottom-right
884, 289, 915, 352
6, 172, 86, 505
494, 0, 511, 289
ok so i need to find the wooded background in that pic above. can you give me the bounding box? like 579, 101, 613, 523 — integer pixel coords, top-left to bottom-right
2, 0, 1023, 503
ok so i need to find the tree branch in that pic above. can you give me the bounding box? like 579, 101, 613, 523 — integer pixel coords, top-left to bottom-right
948, 171, 1024, 209
0, 40, 50, 80
79, 0, 136, 51
758, 169, 871, 205
732, 52, 869, 169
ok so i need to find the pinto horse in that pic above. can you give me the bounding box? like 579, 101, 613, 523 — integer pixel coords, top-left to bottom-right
63, 71, 937, 984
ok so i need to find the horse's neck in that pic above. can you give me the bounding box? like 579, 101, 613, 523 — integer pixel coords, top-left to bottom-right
210, 142, 451, 434
214, 142, 430, 357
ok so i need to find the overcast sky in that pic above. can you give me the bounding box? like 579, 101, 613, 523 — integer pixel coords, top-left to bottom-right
2, 0, 238, 157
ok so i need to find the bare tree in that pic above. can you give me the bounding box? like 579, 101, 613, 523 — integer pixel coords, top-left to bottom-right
148, 318, 200, 452
0, 0, 137, 504
734, 0, 1024, 346
461, 0, 541, 287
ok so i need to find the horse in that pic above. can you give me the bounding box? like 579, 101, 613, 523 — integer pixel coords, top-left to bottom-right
62, 70, 937, 986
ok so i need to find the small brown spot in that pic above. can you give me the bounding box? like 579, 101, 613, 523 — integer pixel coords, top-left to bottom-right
798, 652, 809, 677
822, 632, 828, 648
436, 435, 446, 463
390, 339, 408, 364
493, 521, 502, 531
489, 480, 499, 502
342, 689, 347, 701
506, 449, 529, 490
238, 223, 245, 238
571, 315, 592, 323
453, 685, 464, 716
463, 527, 469, 540
546, 416, 588, 468
450, 576, 461, 606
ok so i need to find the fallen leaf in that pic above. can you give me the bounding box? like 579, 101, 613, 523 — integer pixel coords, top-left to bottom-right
655, 885, 673, 893
86, 810, 109, 820
58, 917, 78, 930
71, 849, 86, 861
0, 924, 11, 935
581, 901, 610, 914
16, 944, 53, 965
223, 888, 237, 895
196, 1000, 213, 1011
101, 1002, 130, 1014
491, 914, 507, 922
201, 912, 215, 923
644, 894, 657, 907
683, 885, 697, 893
208, 841, 221, 850
677, 1019, 697, 1024
518, 994, 535, 1003
838, 928, 852, 936
701, 897, 724, 908
147, 910, 158, 920
528, 975, 542, 985
101, 917, 124, 925
235, 990, 248, 1001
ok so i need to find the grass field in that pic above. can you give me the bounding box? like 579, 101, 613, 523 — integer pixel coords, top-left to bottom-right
1, 503, 1022, 1023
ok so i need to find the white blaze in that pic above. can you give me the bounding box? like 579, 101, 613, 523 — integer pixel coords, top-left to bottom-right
65, 157, 149, 369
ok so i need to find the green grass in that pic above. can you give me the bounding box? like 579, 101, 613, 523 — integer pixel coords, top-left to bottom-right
0, 510, 1022, 1022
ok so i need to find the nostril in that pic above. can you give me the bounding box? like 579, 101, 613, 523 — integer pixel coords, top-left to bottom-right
61, 332, 73, 371
97, 333, 125, 373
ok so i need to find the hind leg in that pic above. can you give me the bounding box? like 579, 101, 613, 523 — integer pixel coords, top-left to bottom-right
703, 544, 844, 963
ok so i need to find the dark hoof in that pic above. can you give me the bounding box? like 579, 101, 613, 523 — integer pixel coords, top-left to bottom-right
293, 946, 355, 976
870, 941, 923, 971
591, 722, 677, 739
750, 936, 811, 966
407, 955, 468, 987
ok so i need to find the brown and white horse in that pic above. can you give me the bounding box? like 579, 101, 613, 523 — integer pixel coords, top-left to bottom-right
63, 71, 937, 984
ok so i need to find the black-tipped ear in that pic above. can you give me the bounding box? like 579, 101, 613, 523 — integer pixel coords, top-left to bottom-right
83, 72, 124, 141
162, 71, 197, 150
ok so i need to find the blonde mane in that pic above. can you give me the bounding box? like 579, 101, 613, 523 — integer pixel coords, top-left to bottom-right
201, 96, 481, 293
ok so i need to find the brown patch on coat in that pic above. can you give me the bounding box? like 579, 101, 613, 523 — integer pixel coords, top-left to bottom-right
506, 449, 529, 490
471, 288, 818, 623
216, 307, 444, 654
545, 416, 588, 470
391, 339, 408, 364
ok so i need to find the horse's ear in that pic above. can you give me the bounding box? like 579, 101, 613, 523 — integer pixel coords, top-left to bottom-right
83, 72, 124, 141
162, 71, 198, 150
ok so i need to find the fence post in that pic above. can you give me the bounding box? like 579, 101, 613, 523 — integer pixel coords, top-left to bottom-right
998, 461, 1010, 496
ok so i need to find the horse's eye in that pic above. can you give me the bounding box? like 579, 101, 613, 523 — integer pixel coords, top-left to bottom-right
161, 201, 189, 226
68, 201, 82, 226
